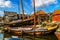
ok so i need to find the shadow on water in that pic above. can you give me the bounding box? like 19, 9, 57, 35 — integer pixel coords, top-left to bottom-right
23, 33, 58, 40
0, 32, 58, 40
36, 34, 58, 40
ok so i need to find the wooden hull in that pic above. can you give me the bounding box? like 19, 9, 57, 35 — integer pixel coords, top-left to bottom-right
4, 28, 22, 36
24, 31, 41, 36
9, 30, 22, 36
23, 27, 58, 36
4, 27, 58, 36
4, 24, 58, 36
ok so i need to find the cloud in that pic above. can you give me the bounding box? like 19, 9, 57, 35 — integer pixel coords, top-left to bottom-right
0, 0, 12, 7
31, 11, 34, 14
24, 12, 31, 15
0, 11, 4, 16
24, 13, 28, 14
0, 0, 5, 7
32, 0, 58, 7
5, 0, 12, 7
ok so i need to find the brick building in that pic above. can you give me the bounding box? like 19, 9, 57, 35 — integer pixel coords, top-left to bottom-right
52, 10, 60, 22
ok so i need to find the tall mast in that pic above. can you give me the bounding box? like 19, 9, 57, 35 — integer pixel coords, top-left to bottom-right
18, 0, 20, 19
20, 0, 24, 20
33, 0, 36, 28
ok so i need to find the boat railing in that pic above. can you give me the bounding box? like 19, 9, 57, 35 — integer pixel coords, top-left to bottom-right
8, 27, 33, 31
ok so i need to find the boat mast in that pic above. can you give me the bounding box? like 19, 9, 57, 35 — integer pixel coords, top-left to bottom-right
18, 0, 20, 19
20, 0, 24, 20
33, 0, 36, 28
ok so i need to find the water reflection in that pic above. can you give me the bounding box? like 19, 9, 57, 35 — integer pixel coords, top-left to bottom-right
9, 38, 23, 40
23, 34, 58, 40
0, 27, 58, 40
0, 34, 4, 40
0, 21, 59, 40
4, 33, 58, 40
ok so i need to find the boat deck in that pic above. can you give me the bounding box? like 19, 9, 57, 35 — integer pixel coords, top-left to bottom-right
9, 18, 34, 24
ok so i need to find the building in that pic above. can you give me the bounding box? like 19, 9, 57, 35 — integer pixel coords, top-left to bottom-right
0, 16, 4, 25
4, 11, 18, 24
17, 14, 30, 20
17, 14, 22, 19
37, 10, 48, 22
52, 10, 60, 22
31, 10, 48, 22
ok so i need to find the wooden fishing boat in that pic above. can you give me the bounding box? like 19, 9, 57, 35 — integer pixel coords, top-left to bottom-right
4, 25, 33, 35
23, 23, 58, 36
3, 0, 59, 36
8, 28, 22, 35
4, 22, 58, 36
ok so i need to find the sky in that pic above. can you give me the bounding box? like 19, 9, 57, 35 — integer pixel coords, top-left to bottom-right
0, 0, 60, 16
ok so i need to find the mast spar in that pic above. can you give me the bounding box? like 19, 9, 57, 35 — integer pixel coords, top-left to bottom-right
20, 0, 24, 20
33, 0, 36, 28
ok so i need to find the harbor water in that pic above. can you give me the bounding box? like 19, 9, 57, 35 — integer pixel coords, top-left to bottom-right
4, 33, 58, 40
